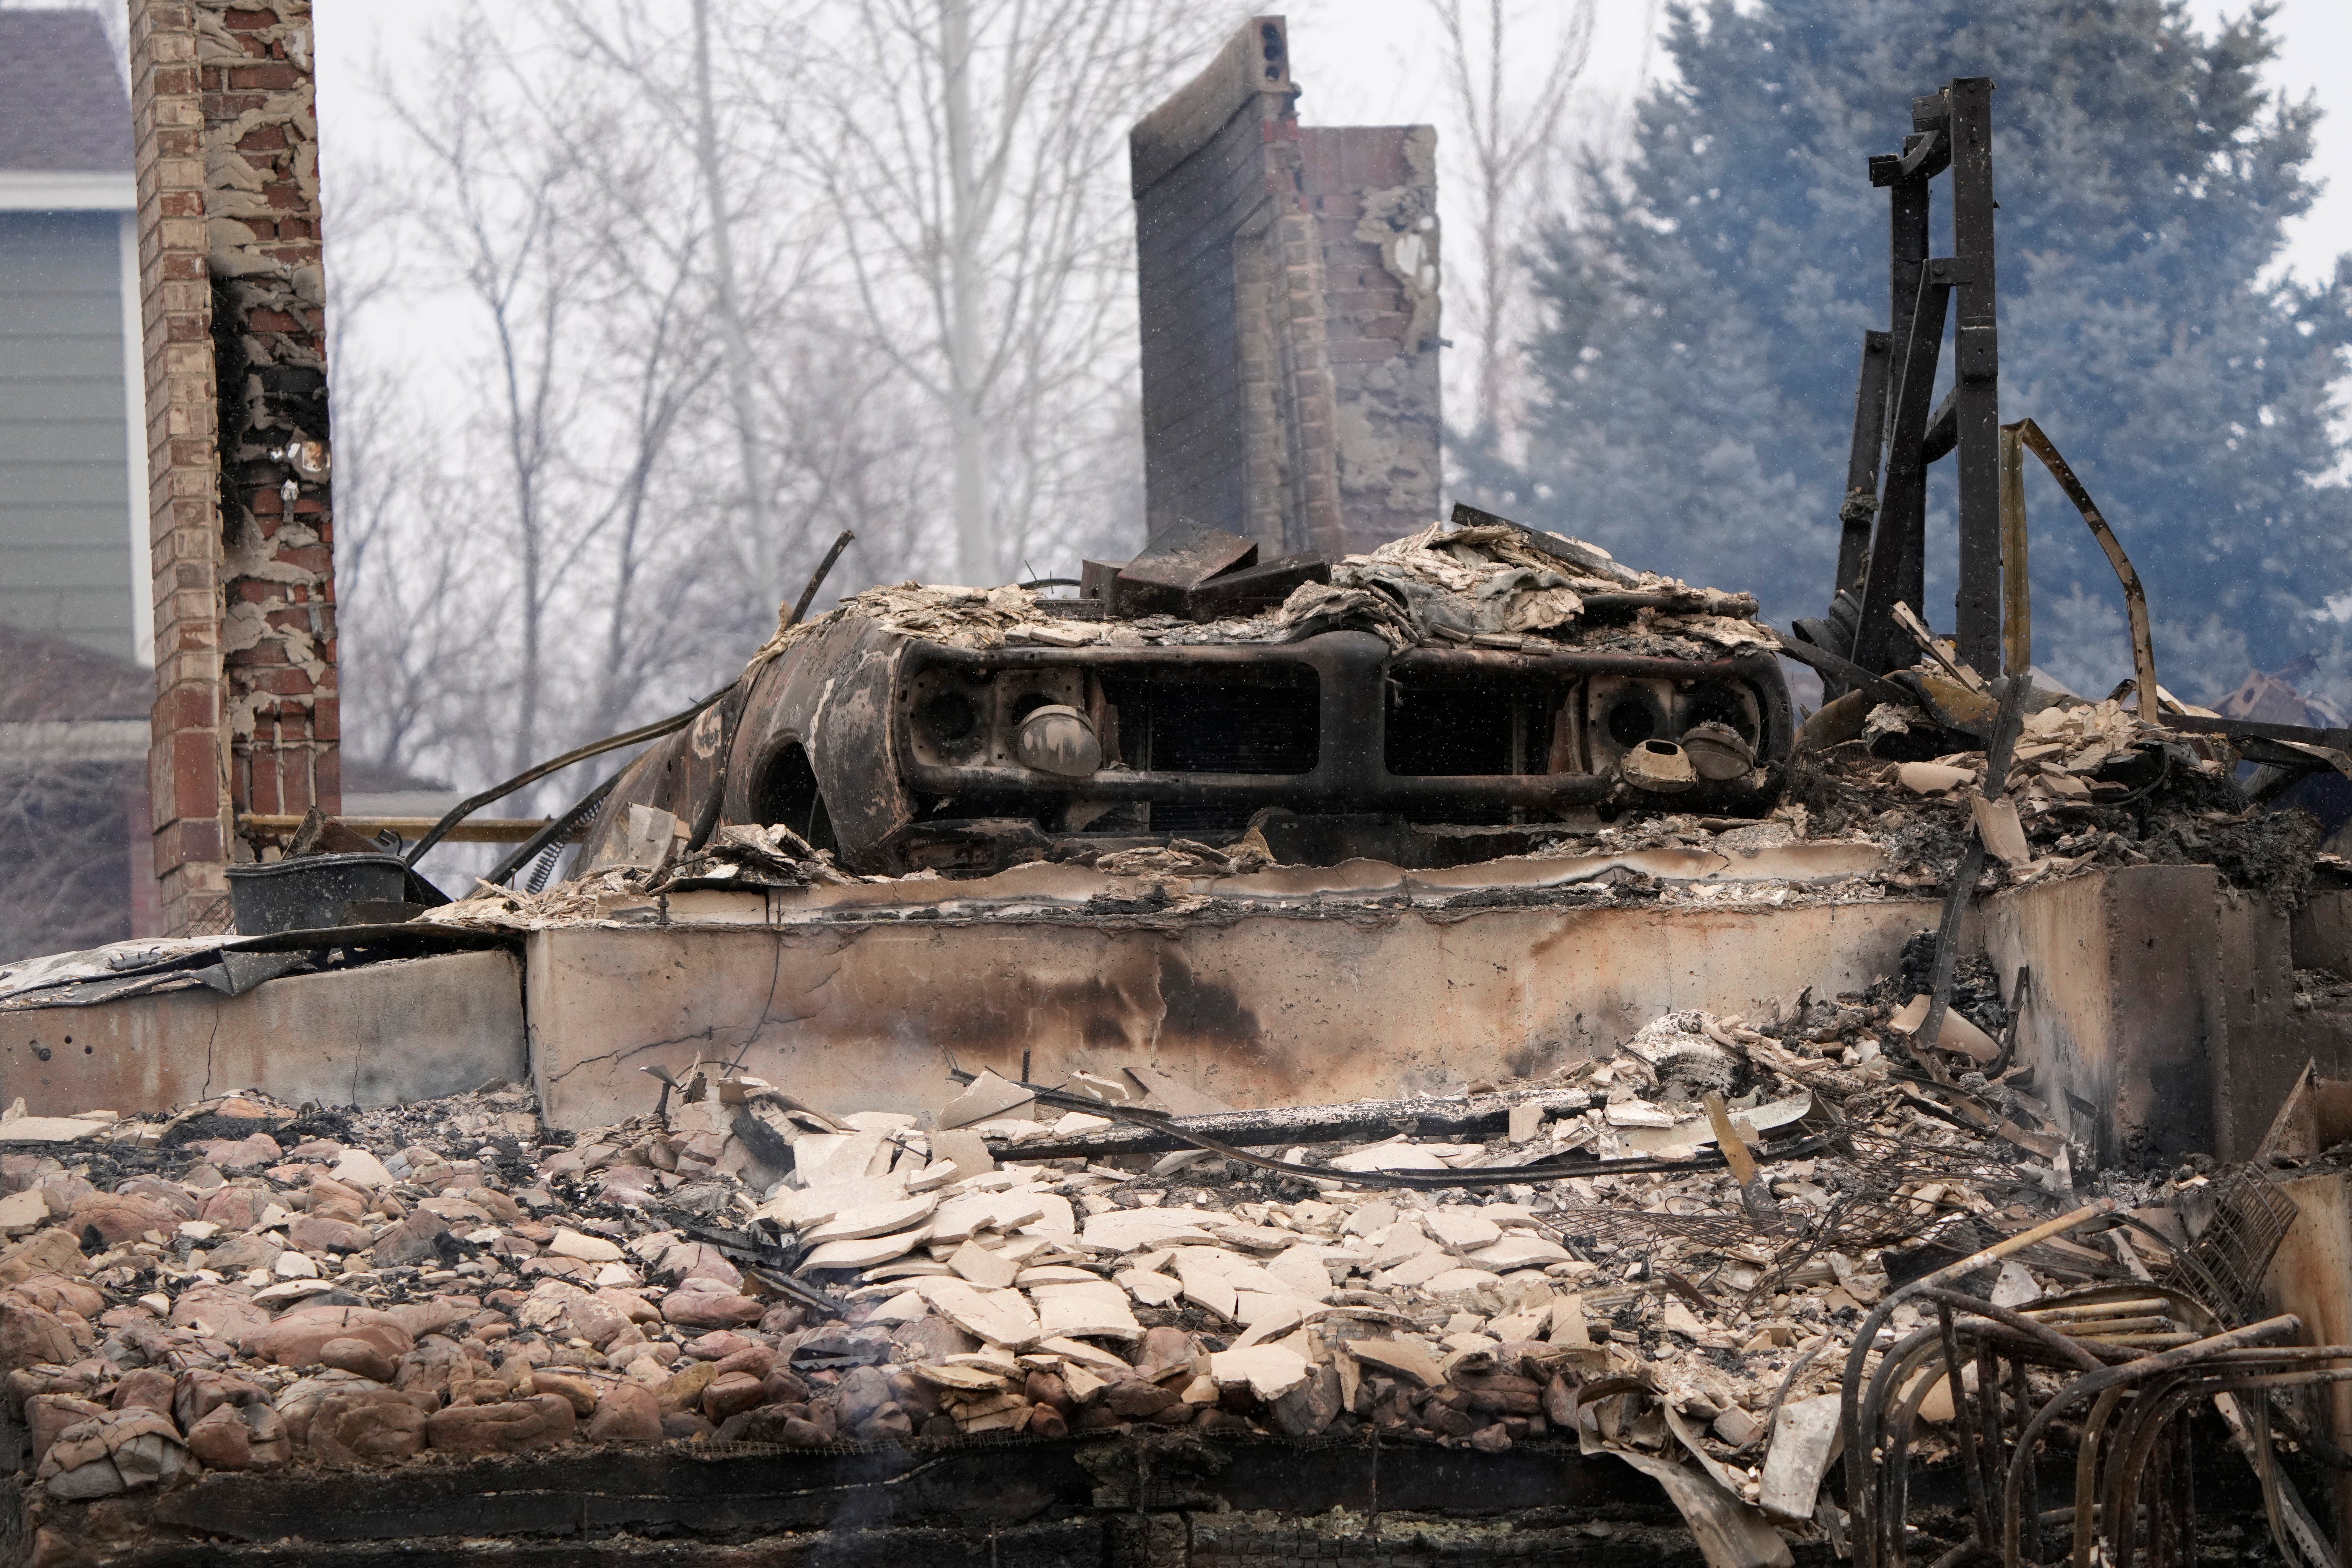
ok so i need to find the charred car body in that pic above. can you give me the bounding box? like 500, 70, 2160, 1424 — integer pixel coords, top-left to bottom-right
577, 511, 1794, 877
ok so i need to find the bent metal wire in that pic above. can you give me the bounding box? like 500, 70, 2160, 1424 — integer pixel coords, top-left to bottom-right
1839, 1218, 2351, 1568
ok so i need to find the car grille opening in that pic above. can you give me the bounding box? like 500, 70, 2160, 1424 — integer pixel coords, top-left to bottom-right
1385, 674, 1562, 777
1104, 668, 1318, 775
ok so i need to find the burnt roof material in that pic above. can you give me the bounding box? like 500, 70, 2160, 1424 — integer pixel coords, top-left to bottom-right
0, 10, 131, 174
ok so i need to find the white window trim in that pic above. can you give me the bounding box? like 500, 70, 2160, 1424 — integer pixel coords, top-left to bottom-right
0, 170, 134, 212
118, 207, 150, 668
0, 170, 148, 667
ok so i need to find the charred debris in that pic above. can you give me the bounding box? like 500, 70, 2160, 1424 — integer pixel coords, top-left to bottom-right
8, 62, 2352, 1568
0, 993, 2344, 1567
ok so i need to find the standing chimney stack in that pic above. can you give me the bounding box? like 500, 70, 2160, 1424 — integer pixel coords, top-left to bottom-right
1130, 16, 1440, 560
129, 0, 338, 935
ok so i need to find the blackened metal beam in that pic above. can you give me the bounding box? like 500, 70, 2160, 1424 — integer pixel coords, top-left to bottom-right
1921, 383, 1960, 465
1854, 277, 1951, 674
1836, 330, 1894, 596
1948, 77, 2002, 677
1849, 141, 1936, 676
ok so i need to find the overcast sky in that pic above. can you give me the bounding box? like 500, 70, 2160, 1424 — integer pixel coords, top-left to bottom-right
1283, 0, 2352, 288
312, 0, 2352, 356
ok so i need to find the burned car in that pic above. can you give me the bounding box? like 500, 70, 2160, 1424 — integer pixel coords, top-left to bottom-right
575, 510, 1794, 877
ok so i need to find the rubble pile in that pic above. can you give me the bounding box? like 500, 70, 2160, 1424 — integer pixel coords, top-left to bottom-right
1792, 678, 2329, 905
0, 980, 2221, 1552
747, 521, 1777, 660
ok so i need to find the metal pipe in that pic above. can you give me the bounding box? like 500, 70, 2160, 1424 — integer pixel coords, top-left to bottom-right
405, 686, 730, 867
1916, 1289, 2104, 1372
2012, 419, 2157, 717
1999, 1315, 2304, 1568
1844, 1200, 2117, 1556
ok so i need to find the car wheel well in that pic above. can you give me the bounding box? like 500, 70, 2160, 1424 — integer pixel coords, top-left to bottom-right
746, 741, 838, 854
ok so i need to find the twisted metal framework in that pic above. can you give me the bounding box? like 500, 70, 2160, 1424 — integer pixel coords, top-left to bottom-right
1839, 1204, 2348, 1568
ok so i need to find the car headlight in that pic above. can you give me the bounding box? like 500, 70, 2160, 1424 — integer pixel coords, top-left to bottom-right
1014, 704, 1102, 777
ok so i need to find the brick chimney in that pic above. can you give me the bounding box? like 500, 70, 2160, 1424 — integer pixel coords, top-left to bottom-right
129, 0, 338, 936
1131, 16, 1440, 560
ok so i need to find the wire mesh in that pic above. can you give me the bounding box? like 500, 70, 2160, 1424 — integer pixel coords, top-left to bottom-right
1541, 1120, 2074, 1306
2159, 1166, 2298, 1325
178, 892, 236, 939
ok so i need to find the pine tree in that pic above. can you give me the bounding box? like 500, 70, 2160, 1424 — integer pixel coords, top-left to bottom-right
1486, 0, 2352, 702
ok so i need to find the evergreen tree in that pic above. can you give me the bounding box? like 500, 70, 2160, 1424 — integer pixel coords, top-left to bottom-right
1485, 0, 2352, 702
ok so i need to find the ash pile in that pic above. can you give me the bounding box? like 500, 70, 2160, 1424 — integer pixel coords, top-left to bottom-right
0, 973, 2297, 1565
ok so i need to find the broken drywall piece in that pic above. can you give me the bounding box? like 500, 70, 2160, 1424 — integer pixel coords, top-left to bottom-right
1991, 1261, 2040, 1308
947, 1240, 1016, 1290
1209, 1344, 1312, 1403
1896, 761, 1976, 794
937, 1071, 1034, 1131
1887, 994, 2001, 1065
1756, 1394, 1844, 1522
926, 1127, 995, 1179
1122, 1064, 1233, 1117
579, 803, 685, 878
1969, 792, 2034, 868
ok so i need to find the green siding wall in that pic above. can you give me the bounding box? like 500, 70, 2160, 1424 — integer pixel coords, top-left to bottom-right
0, 209, 134, 660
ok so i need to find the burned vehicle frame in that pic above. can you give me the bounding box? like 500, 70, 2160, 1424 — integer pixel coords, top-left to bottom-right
577, 584, 1794, 879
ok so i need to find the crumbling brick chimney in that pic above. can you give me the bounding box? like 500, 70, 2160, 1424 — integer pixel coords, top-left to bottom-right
129, 0, 338, 936
1131, 15, 1440, 560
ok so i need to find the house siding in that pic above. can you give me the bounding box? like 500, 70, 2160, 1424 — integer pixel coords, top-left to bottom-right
0, 209, 132, 658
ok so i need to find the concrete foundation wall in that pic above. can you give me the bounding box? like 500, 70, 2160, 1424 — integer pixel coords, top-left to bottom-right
1984, 865, 2352, 1165
1982, 866, 2226, 1166
0, 949, 524, 1114
526, 897, 1948, 1132
2294, 890, 2352, 975
5, 862, 2339, 1166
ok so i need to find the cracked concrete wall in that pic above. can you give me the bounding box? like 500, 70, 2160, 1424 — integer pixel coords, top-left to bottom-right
0, 951, 525, 1114
521, 896, 1944, 1131
132, 0, 339, 937
1131, 18, 1438, 561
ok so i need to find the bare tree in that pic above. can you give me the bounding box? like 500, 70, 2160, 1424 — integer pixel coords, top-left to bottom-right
1426, 0, 1598, 444
325, 152, 496, 784
378, 9, 743, 784
0, 761, 137, 962
810, 0, 1229, 585
326, 0, 1240, 836
387, 23, 598, 776
691, 0, 774, 593
546, 0, 832, 610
